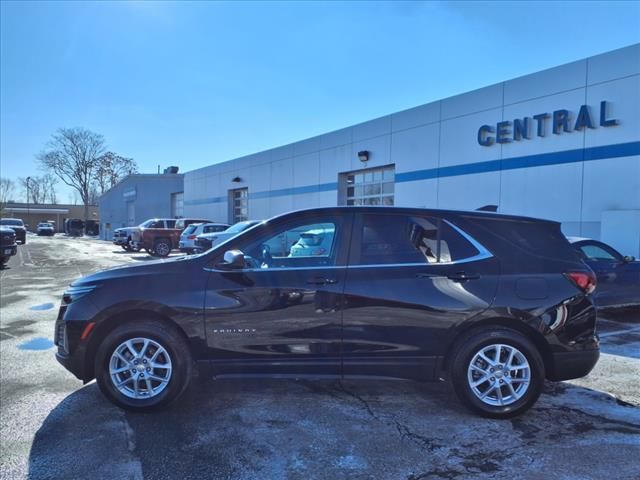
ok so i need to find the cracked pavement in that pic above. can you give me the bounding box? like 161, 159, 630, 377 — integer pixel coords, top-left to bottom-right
1, 235, 639, 479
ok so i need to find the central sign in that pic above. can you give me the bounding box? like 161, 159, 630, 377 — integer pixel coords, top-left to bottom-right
477, 100, 618, 146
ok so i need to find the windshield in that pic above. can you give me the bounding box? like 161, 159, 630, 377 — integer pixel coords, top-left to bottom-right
38, 223, 51, 227
183, 224, 198, 235
140, 219, 161, 228
1, 219, 24, 226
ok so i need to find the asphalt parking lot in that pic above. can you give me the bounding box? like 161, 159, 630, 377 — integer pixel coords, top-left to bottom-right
1, 235, 639, 480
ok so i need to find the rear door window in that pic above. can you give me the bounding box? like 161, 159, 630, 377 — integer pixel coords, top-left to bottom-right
352, 214, 482, 265
166, 220, 176, 229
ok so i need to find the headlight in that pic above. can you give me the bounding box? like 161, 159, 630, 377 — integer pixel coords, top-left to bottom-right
62, 285, 97, 304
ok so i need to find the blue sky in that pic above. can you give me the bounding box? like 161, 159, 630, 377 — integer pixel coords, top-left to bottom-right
1, 0, 639, 202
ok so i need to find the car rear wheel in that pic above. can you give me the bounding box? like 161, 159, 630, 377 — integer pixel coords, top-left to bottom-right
153, 239, 171, 257
95, 320, 192, 411
450, 328, 544, 418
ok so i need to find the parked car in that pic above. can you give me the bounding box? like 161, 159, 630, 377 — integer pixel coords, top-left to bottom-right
65, 219, 84, 236
113, 227, 141, 252
55, 207, 599, 418
0, 226, 18, 265
0, 218, 26, 244
568, 237, 640, 310
179, 223, 229, 254
37, 222, 55, 236
131, 218, 213, 257
193, 220, 261, 253
85, 220, 100, 236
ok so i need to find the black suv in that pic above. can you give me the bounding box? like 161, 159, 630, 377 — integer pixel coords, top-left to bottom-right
1, 226, 18, 265
0, 218, 27, 244
55, 207, 599, 418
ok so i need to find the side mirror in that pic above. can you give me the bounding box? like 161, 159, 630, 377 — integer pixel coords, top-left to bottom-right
219, 249, 245, 269
623, 255, 636, 263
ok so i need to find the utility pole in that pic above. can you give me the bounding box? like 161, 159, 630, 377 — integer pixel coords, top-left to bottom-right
26, 176, 31, 231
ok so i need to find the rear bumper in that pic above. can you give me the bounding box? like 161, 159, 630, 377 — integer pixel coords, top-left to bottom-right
1, 244, 17, 257
55, 351, 85, 381
547, 338, 600, 381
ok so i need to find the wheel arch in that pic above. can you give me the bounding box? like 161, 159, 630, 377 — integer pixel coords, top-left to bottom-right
83, 309, 190, 381
440, 317, 552, 379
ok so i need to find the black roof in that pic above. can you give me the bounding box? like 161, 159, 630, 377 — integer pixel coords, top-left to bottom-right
268, 206, 558, 225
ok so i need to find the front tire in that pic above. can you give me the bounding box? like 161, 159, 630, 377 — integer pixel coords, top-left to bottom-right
450, 328, 544, 418
95, 320, 192, 411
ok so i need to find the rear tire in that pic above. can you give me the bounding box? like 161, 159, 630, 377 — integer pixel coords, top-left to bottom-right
154, 238, 172, 257
450, 328, 544, 419
95, 320, 192, 411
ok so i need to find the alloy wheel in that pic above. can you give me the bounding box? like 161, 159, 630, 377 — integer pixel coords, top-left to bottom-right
467, 343, 531, 407
109, 337, 173, 399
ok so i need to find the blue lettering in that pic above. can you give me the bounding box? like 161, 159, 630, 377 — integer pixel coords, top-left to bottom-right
513, 118, 530, 141
574, 105, 595, 130
533, 113, 549, 137
600, 100, 618, 127
496, 121, 512, 144
552, 109, 571, 134
477, 125, 495, 146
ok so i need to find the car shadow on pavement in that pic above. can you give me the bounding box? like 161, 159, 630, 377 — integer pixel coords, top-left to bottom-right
28, 378, 640, 480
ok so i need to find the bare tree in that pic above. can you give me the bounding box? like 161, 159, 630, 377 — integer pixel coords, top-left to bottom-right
41, 174, 59, 204
19, 177, 44, 204
38, 128, 105, 222
95, 152, 138, 194
0, 177, 16, 211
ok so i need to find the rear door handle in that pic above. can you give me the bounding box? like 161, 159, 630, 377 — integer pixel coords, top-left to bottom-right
447, 271, 480, 282
306, 277, 337, 286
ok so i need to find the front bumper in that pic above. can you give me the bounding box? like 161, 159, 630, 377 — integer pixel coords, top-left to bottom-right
547, 336, 600, 381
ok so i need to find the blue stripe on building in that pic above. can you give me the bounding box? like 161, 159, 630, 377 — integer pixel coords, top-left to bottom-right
185, 141, 640, 206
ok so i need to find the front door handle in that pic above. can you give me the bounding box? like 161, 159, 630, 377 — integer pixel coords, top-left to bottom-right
447, 271, 480, 282
306, 277, 337, 286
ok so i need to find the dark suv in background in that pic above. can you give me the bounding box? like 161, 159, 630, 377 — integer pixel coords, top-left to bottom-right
0, 218, 27, 244
55, 207, 599, 418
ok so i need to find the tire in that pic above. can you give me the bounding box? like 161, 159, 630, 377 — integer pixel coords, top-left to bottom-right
450, 328, 544, 419
121, 245, 131, 251
94, 320, 192, 411
153, 238, 172, 257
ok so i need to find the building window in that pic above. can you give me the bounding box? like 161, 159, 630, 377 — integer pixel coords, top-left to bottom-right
171, 192, 184, 218
229, 188, 248, 223
341, 165, 395, 206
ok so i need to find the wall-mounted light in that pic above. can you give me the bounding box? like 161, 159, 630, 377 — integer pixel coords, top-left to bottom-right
232, 176, 242, 183
358, 150, 369, 162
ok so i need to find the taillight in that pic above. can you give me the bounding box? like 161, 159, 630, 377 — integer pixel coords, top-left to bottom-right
188, 235, 196, 240
565, 271, 597, 294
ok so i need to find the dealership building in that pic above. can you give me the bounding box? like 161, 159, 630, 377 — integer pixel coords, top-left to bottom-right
159, 44, 639, 256
99, 170, 184, 240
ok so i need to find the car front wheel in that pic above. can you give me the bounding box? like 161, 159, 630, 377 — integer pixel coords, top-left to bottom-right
95, 320, 192, 411
450, 328, 544, 418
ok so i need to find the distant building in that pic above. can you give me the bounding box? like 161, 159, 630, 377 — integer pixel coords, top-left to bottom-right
0, 202, 98, 232
98, 169, 184, 240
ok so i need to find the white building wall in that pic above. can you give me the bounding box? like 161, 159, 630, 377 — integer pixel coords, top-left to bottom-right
185, 43, 640, 255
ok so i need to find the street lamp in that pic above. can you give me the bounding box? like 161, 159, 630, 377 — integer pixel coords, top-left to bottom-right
26, 176, 31, 231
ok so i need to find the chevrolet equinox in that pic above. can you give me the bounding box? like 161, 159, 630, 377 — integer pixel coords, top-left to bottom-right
55, 207, 599, 418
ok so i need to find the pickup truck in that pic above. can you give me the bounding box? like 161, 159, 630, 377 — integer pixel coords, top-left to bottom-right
131, 218, 212, 257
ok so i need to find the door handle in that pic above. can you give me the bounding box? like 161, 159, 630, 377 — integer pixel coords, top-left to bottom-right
306, 277, 337, 286
416, 273, 439, 279
447, 271, 480, 282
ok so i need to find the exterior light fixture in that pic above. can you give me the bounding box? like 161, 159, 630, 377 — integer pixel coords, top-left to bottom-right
358, 150, 369, 162
232, 176, 242, 183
